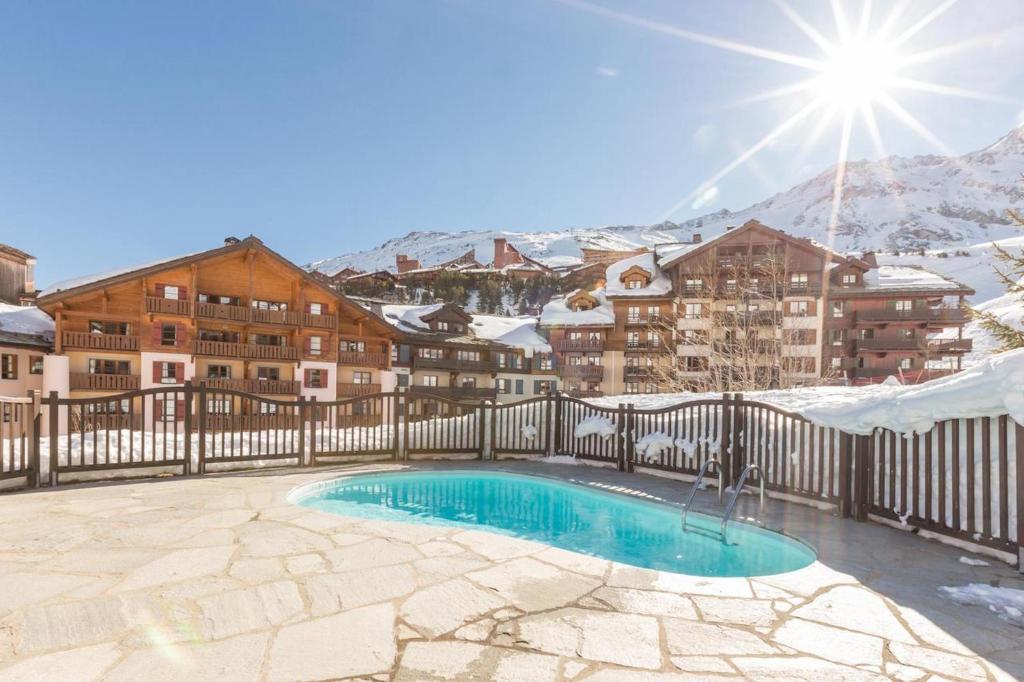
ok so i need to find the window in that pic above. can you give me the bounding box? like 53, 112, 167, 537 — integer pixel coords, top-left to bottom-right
646, 330, 659, 346
456, 350, 480, 362
90, 320, 128, 335
568, 355, 583, 366
308, 336, 322, 356
29, 356, 43, 375
684, 357, 705, 371
900, 328, 916, 339
646, 383, 658, 394
159, 400, 176, 422
353, 371, 371, 385
258, 402, 279, 414
587, 331, 602, 341
0, 354, 16, 380
160, 324, 178, 346
831, 356, 843, 368
207, 399, 231, 414
436, 321, 449, 332
534, 380, 555, 395
461, 377, 477, 389
199, 329, 238, 343
207, 364, 231, 379
537, 355, 553, 370
627, 306, 640, 323
305, 369, 326, 389
344, 340, 366, 352
625, 383, 640, 394
647, 305, 660, 319
496, 378, 511, 394
586, 382, 601, 393
162, 285, 180, 300
627, 331, 640, 346
684, 303, 702, 319
89, 359, 131, 375
895, 300, 914, 312
507, 354, 522, 369
899, 357, 914, 370
308, 302, 323, 315
396, 373, 409, 387
422, 375, 438, 387
790, 273, 809, 288
252, 300, 288, 311
198, 293, 240, 305
514, 379, 524, 395
784, 329, 816, 345
829, 330, 845, 346
84, 399, 129, 415
252, 334, 286, 347
831, 301, 845, 318
496, 352, 507, 369
684, 278, 703, 292
626, 279, 642, 290
158, 362, 179, 384
418, 347, 443, 360
725, 279, 737, 293
256, 366, 280, 381
842, 274, 857, 286
585, 354, 602, 366
787, 301, 809, 317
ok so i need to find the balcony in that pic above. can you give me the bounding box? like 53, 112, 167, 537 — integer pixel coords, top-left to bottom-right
565, 389, 604, 399
70, 373, 140, 391
408, 385, 498, 401
927, 338, 973, 353
193, 340, 299, 361
624, 365, 658, 379
716, 311, 781, 326
625, 340, 670, 353
624, 314, 672, 326
196, 301, 250, 322
414, 356, 498, 373
557, 364, 604, 380
338, 350, 390, 369
63, 331, 139, 352
552, 338, 605, 352
856, 338, 923, 352
303, 312, 337, 330
145, 296, 192, 316
856, 308, 967, 324
784, 284, 823, 297
199, 378, 300, 395
251, 308, 302, 326
337, 382, 382, 397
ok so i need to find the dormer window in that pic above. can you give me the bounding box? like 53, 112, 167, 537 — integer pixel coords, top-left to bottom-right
437, 321, 449, 332
626, 279, 643, 289
841, 274, 857, 286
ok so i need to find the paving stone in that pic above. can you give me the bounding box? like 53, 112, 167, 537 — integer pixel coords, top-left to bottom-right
450, 529, 545, 561
330, 531, 375, 546
0, 642, 122, 682
267, 603, 396, 682
13, 592, 163, 655
606, 565, 753, 597
886, 662, 928, 681
888, 642, 990, 681
591, 587, 698, 619
305, 563, 417, 615
754, 562, 859, 597
0, 573, 97, 615
107, 632, 268, 681
562, 660, 589, 678
583, 670, 721, 681
417, 540, 463, 557
228, 557, 283, 584
400, 578, 507, 638
514, 607, 662, 669
791, 585, 914, 643
413, 556, 491, 585
197, 580, 303, 639
671, 655, 735, 673
454, 617, 495, 641
397, 641, 560, 681
284, 552, 326, 574
113, 546, 235, 592
773, 618, 884, 667
533, 546, 610, 577
732, 656, 888, 681
663, 619, 777, 657
692, 595, 777, 626
466, 557, 601, 612
325, 538, 421, 571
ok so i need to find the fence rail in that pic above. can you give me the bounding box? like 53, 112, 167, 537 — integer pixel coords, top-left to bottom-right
5, 385, 1022, 566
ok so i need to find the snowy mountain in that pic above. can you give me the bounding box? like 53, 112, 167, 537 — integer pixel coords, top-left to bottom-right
308, 123, 1024, 297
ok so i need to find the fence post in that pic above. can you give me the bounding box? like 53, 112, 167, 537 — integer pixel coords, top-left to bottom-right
197, 382, 207, 475
488, 402, 497, 461
1015, 421, 1023, 573
624, 404, 636, 473
402, 390, 410, 461
26, 390, 40, 488
553, 392, 564, 456
615, 403, 626, 472
838, 431, 853, 518
182, 381, 193, 476
391, 390, 401, 461
478, 400, 488, 461
853, 433, 871, 521
544, 394, 554, 457
731, 392, 745, 483
720, 393, 733, 491
47, 390, 59, 487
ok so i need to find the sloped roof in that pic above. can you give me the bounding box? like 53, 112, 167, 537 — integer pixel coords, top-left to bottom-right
0, 244, 35, 263
605, 252, 673, 298
539, 287, 616, 327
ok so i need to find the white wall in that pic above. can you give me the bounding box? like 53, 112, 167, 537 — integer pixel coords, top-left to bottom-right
42, 354, 69, 437
298, 360, 335, 402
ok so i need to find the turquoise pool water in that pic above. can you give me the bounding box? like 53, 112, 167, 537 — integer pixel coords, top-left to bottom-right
292, 471, 815, 577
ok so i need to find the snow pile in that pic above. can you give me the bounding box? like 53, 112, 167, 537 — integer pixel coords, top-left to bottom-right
521, 424, 538, 441
862, 265, 967, 292
574, 416, 616, 440
605, 253, 672, 297
675, 437, 700, 460
470, 315, 550, 357
634, 432, 674, 460
939, 584, 1024, 627
40, 250, 204, 297
958, 556, 990, 567
539, 288, 615, 327
379, 304, 443, 333
951, 276, 1024, 368
0, 304, 54, 340
538, 455, 580, 466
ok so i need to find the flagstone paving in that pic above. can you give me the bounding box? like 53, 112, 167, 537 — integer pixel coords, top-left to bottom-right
0, 461, 1022, 680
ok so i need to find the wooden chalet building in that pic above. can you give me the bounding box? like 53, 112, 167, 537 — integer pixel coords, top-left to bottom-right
35, 236, 397, 415
0, 243, 37, 306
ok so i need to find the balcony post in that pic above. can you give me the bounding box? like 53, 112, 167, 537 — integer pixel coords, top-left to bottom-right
182, 380, 193, 476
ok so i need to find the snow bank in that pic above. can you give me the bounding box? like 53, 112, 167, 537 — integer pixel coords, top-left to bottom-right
574, 416, 616, 440
633, 432, 674, 460
0, 304, 54, 339
470, 315, 550, 356
939, 584, 1024, 627
539, 288, 615, 327
862, 265, 967, 291
605, 253, 672, 297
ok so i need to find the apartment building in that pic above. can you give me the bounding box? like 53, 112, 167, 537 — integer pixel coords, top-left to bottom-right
0, 243, 37, 306
0, 303, 53, 398
370, 301, 556, 403
540, 288, 615, 397
34, 236, 397, 416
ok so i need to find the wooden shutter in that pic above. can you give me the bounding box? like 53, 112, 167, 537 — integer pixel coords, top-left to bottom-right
151, 322, 163, 346
304, 303, 312, 314
303, 368, 312, 388
174, 362, 185, 382
175, 324, 186, 347
152, 362, 163, 383
304, 337, 312, 355
155, 283, 165, 298
806, 300, 817, 316
178, 286, 188, 301
175, 400, 185, 421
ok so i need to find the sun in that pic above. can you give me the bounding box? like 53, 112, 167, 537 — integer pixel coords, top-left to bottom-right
816, 39, 898, 110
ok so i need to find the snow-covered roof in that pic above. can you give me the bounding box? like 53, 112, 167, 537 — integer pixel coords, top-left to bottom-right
605, 252, 672, 298
379, 304, 443, 333
0, 303, 54, 348
861, 265, 969, 292
539, 288, 615, 327
39, 250, 205, 298
469, 315, 550, 357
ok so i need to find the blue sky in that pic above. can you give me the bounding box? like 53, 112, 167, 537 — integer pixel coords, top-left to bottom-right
2, 0, 1022, 285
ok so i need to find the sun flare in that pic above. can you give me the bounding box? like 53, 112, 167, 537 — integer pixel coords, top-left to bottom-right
815, 39, 897, 110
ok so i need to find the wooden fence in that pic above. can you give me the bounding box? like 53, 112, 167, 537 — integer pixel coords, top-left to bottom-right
2, 386, 1020, 565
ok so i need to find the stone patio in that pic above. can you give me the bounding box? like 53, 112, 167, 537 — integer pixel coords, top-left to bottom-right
0, 461, 1022, 681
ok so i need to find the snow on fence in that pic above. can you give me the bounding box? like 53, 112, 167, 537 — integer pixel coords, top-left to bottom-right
7, 381, 1024, 564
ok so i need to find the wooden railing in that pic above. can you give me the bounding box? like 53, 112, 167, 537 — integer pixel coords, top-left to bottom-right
196, 301, 250, 322
552, 338, 605, 352
303, 312, 337, 330
338, 351, 389, 369
69, 373, 140, 391
199, 378, 300, 395
145, 296, 192, 316
408, 385, 498, 400
856, 338, 924, 352
337, 382, 382, 397
192, 340, 299, 360
415, 356, 498, 372
62, 332, 139, 352
557, 364, 604, 380
251, 308, 302, 326
857, 308, 967, 324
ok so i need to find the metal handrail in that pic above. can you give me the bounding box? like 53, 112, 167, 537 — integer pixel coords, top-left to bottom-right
681, 458, 723, 529
720, 463, 766, 540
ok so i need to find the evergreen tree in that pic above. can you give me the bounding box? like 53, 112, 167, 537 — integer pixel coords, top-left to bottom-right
970, 204, 1024, 350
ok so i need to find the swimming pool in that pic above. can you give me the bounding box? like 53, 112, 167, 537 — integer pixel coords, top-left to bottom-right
291, 470, 815, 577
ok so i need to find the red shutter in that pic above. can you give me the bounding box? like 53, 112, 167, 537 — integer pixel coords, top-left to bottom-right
175, 324, 186, 347
152, 362, 163, 383
174, 362, 185, 382
175, 400, 185, 422
151, 322, 163, 346
304, 337, 311, 355
304, 303, 312, 314
807, 300, 817, 316
303, 369, 312, 388
155, 283, 165, 298
179, 286, 188, 301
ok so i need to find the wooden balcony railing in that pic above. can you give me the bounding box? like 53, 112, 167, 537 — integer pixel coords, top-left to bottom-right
408, 385, 497, 400
145, 296, 192, 316
716, 311, 782, 326
338, 351, 390, 369
62, 331, 139, 352
199, 378, 300, 394
414, 357, 498, 372
927, 338, 973, 353
552, 338, 605, 352
856, 338, 923, 352
337, 382, 382, 397
196, 301, 250, 322
303, 312, 337, 330
70, 373, 140, 391
192, 340, 299, 360
624, 314, 673, 326
251, 308, 302, 326
856, 308, 967, 324
557, 364, 604, 380
625, 340, 670, 352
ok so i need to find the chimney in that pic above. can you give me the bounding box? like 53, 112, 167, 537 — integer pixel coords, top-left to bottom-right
692, 233, 702, 244
396, 254, 420, 274
224, 236, 240, 246
860, 251, 878, 268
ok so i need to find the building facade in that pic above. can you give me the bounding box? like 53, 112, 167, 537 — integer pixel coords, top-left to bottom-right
0, 243, 37, 306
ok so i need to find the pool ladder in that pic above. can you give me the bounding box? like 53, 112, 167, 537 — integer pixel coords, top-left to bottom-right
681, 461, 766, 542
